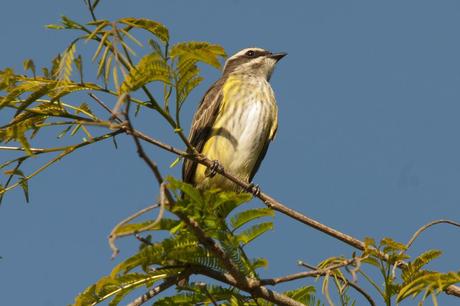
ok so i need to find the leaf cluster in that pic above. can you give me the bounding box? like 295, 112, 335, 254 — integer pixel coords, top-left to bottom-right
74, 178, 316, 305
0, 15, 225, 203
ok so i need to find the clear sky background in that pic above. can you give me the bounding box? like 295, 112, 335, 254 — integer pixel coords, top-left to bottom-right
1, 1, 460, 305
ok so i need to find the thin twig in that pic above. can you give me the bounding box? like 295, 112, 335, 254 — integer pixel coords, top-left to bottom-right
0, 146, 49, 153
406, 219, 460, 249
85, 0, 98, 22
341, 277, 376, 306
260, 258, 357, 285
0, 130, 123, 197
88, 92, 122, 123
135, 234, 153, 245
108, 204, 159, 258
298, 261, 376, 306
124, 95, 164, 186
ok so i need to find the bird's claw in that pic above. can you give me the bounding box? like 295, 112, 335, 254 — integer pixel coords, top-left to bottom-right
247, 183, 261, 196
205, 160, 223, 178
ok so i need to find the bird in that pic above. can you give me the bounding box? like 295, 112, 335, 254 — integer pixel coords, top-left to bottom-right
182, 47, 286, 192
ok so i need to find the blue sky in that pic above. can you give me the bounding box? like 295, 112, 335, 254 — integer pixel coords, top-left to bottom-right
1, 1, 460, 305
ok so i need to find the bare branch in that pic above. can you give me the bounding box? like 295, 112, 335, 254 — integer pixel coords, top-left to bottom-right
260, 258, 357, 285
108, 203, 159, 258
406, 219, 460, 249
88, 92, 123, 123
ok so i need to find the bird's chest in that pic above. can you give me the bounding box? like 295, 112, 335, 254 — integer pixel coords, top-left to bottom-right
223, 100, 274, 153
209, 88, 277, 174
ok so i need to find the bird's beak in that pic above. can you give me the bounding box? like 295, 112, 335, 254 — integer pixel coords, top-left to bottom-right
269, 52, 287, 61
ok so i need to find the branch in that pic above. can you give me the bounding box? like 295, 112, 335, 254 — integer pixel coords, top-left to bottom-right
260, 258, 357, 285
88, 93, 123, 123
406, 219, 460, 249
122, 126, 460, 298
126, 270, 191, 306
189, 265, 304, 306
108, 203, 159, 258
127, 128, 365, 247
296, 260, 376, 306
0, 130, 123, 197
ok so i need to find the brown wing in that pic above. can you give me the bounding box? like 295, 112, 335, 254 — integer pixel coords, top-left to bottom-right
182, 78, 225, 185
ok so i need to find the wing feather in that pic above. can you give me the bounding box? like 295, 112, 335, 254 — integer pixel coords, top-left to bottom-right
182, 78, 225, 184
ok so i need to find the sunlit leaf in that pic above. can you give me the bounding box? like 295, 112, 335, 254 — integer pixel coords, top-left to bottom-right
122, 53, 170, 92
119, 18, 169, 43
236, 222, 273, 245
170, 42, 226, 69
230, 207, 274, 231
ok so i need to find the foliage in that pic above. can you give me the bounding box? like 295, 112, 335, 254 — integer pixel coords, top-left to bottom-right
1, 2, 459, 306
75, 178, 286, 305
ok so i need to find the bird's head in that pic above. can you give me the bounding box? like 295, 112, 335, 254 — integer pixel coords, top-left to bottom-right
222, 47, 287, 80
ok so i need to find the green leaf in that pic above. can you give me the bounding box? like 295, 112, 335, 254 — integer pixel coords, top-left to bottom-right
73, 272, 167, 306
175, 58, 203, 105
60, 16, 85, 30
207, 190, 252, 219
19, 177, 29, 203
397, 271, 460, 302
119, 18, 169, 43
167, 177, 202, 206
170, 42, 226, 69
148, 38, 163, 56
413, 249, 443, 269
230, 207, 274, 231
74, 55, 83, 83
23, 59, 36, 77
112, 218, 179, 237
45, 24, 65, 30
250, 257, 268, 270
0, 68, 17, 91
381, 237, 407, 253
4, 169, 25, 177
169, 157, 181, 168
402, 249, 443, 284
284, 286, 318, 305
236, 222, 273, 245
122, 53, 170, 92
55, 43, 77, 82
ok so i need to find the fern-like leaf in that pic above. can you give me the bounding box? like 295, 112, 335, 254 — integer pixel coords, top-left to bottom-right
73, 272, 169, 306
119, 18, 169, 43
230, 207, 274, 231
236, 222, 273, 245
122, 53, 170, 92
170, 42, 226, 69
397, 271, 460, 302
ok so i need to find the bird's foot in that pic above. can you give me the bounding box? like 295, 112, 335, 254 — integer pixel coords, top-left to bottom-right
205, 160, 223, 178
247, 183, 261, 196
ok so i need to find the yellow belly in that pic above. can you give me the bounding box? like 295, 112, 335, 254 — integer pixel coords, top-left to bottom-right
194, 75, 277, 191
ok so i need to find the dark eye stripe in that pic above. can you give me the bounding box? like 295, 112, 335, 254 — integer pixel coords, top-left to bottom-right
245, 50, 269, 58
223, 49, 270, 74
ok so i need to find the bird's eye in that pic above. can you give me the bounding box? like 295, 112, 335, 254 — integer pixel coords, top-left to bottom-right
246, 50, 255, 57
